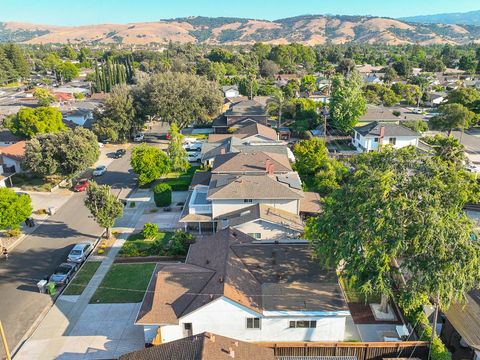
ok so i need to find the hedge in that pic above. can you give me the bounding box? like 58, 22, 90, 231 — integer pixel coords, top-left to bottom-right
153, 183, 172, 207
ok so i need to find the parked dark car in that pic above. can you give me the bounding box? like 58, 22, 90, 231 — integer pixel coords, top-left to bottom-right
112, 149, 126, 159
49, 263, 78, 286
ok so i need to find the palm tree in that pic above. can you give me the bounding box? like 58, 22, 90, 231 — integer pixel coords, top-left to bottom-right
267, 91, 285, 131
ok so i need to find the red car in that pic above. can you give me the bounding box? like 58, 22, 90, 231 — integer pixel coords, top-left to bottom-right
74, 179, 90, 192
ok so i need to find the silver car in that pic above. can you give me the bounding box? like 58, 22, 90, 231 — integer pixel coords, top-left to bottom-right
49, 263, 77, 286
93, 165, 107, 176
67, 242, 94, 263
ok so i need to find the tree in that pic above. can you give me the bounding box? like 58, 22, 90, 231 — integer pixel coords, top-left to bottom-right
300, 75, 317, 95
0, 188, 32, 230
168, 229, 195, 256
92, 85, 137, 142
330, 72, 366, 131
422, 135, 466, 165
57, 62, 79, 83
393, 58, 412, 77
4, 44, 30, 79
84, 182, 123, 238
131, 144, 171, 186
260, 59, 280, 78
447, 88, 480, 109
33, 88, 55, 106
267, 90, 285, 129
166, 124, 190, 173
430, 103, 475, 136
134, 72, 223, 128
402, 120, 429, 133
24, 127, 100, 177
5, 106, 66, 139
382, 67, 397, 84
305, 148, 480, 317
336, 58, 356, 76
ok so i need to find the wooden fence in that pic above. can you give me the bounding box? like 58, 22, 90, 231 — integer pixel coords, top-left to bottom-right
257, 341, 430, 360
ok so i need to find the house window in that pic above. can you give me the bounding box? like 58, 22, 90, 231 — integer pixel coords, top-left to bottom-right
248, 233, 261, 239
374, 137, 379, 143
289, 320, 317, 328
246, 318, 261, 329
389, 137, 397, 145
183, 323, 193, 337
244, 199, 253, 203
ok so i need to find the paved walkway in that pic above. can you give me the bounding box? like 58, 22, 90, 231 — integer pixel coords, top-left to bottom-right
14, 189, 150, 360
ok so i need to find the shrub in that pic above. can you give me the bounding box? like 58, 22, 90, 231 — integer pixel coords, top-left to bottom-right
97, 249, 104, 254
35, 209, 47, 215
3, 229, 21, 238
402, 120, 429, 133
153, 183, 172, 207
167, 230, 195, 256
142, 223, 159, 240
118, 242, 141, 257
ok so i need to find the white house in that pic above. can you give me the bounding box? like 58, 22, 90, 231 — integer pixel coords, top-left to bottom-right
352, 122, 420, 152
222, 85, 240, 98
135, 229, 351, 345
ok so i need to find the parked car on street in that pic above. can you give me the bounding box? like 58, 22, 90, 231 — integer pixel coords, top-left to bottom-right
74, 179, 90, 192
93, 165, 107, 176
67, 242, 94, 263
112, 149, 126, 159
49, 263, 77, 286
133, 133, 145, 142
187, 152, 201, 162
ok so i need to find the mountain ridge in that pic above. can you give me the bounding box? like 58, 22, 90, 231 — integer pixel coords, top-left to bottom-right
1, 15, 480, 45
401, 10, 480, 26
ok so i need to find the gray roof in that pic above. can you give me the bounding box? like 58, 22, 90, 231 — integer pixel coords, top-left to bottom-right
225, 99, 267, 117
0, 128, 20, 143
354, 122, 420, 137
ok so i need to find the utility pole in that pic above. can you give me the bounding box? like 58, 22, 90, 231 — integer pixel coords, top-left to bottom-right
0, 321, 12, 360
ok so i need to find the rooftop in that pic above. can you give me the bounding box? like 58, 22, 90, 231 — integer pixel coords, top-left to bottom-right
136, 229, 347, 325
0, 140, 27, 161
212, 151, 292, 174
354, 122, 420, 138
225, 99, 267, 117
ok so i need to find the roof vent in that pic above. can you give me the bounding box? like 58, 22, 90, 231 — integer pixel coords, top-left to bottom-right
206, 259, 210, 264
219, 276, 224, 283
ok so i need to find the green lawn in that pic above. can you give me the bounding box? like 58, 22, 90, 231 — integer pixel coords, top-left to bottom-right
118, 231, 173, 257
339, 277, 381, 303
11, 173, 62, 192
161, 166, 204, 191
63, 261, 102, 296
90, 263, 156, 303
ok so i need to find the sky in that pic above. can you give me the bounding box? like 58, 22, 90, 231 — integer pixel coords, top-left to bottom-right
1, 0, 479, 25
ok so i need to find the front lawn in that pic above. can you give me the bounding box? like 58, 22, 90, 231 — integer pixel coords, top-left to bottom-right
90, 263, 156, 303
118, 231, 173, 257
161, 166, 201, 191
63, 261, 102, 296
11, 173, 63, 192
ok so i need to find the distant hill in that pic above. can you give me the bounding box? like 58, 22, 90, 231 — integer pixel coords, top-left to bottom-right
401, 10, 480, 26
2, 15, 480, 45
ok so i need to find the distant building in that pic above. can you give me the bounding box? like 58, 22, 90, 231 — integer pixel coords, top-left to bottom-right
222, 85, 240, 98
352, 122, 420, 152
213, 99, 269, 133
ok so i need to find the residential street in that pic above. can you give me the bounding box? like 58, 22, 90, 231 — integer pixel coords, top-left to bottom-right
0, 149, 136, 359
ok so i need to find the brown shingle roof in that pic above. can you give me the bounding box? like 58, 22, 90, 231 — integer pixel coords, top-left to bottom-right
189, 172, 212, 189
136, 228, 347, 325
300, 192, 322, 214
207, 174, 303, 200
212, 152, 291, 174
237, 122, 277, 140
119, 332, 276, 360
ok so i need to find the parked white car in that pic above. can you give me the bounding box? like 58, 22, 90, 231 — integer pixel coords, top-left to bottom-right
67, 242, 94, 263
187, 152, 201, 162
93, 165, 107, 176
183, 141, 203, 150
133, 133, 145, 142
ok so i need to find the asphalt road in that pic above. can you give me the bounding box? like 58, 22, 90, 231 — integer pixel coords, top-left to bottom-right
0, 149, 136, 359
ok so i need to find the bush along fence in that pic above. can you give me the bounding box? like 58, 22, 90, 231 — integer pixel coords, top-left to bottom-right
153, 183, 172, 207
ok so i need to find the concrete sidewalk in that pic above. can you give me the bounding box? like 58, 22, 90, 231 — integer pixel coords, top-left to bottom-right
14, 189, 150, 360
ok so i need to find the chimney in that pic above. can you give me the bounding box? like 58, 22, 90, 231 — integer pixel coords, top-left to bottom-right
268, 163, 274, 175
228, 347, 235, 358
265, 159, 271, 173
220, 148, 225, 155
378, 125, 385, 150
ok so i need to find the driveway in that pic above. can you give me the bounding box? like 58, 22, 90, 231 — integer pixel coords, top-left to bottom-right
15, 303, 144, 360
0, 148, 137, 359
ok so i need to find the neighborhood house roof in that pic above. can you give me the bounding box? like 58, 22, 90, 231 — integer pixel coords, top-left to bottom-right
119, 332, 276, 360
354, 122, 420, 138
300, 191, 322, 214
225, 99, 266, 117
207, 173, 303, 200
0, 128, 20, 143
217, 203, 305, 232
1, 140, 26, 161
136, 228, 347, 326
212, 152, 292, 174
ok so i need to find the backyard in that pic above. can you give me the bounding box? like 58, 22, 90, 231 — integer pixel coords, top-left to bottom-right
90, 263, 156, 303
63, 261, 102, 296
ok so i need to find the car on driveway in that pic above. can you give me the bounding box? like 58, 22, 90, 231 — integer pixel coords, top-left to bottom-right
67, 242, 94, 263
49, 263, 77, 286
93, 165, 107, 176
74, 179, 90, 192
133, 133, 145, 142
112, 149, 126, 159
187, 152, 201, 162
